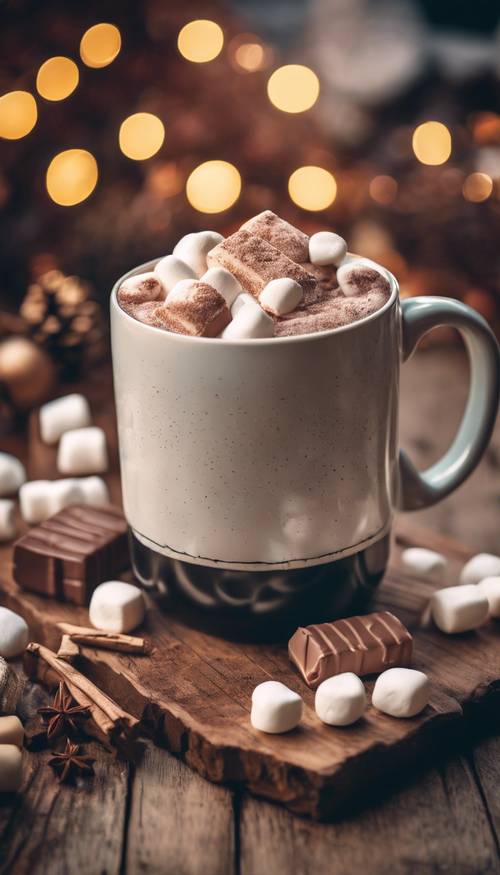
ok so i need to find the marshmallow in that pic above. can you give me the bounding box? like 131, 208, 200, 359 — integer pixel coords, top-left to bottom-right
58, 426, 108, 476
154, 255, 196, 292
431, 585, 489, 634
250, 681, 302, 734
372, 668, 430, 718
231, 292, 260, 316
0, 716, 24, 748
47, 478, 84, 516
19, 480, 53, 524
117, 271, 165, 306
0, 745, 22, 793
0, 607, 29, 659
460, 553, 500, 586
201, 267, 241, 308
241, 211, 309, 262
0, 500, 16, 542
309, 232, 347, 267
78, 475, 110, 507
476, 577, 500, 619
89, 581, 146, 633
337, 262, 390, 298
401, 547, 447, 583
221, 303, 274, 340
315, 673, 366, 726
259, 277, 302, 316
39, 394, 92, 445
0, 453, 26, 497
174, 231, 224, 277
158, 280, 231, 338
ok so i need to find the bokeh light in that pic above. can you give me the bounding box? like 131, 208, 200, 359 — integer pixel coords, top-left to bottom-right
186, 160, 241, 213
0, 91, 37, 139
412, 121, 451, 166
80, 23, 121, 68
288, 166, 337, 211
119, 113, 165, 160
177, 20, 224, 63
46, 149, 98, 206
267, 65, 319, 113
36, 57, 79, 101
369, 175, 398, 205
462, 172, 493, 203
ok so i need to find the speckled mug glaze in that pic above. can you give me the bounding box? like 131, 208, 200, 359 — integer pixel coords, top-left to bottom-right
111, 258, 499, 629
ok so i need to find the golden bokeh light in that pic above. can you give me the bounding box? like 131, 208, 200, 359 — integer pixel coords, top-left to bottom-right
186, 160, 241, 213
119, 113, 165, 160
267, 65, 319, 113
369, 175, 398, 205
36, 57, 79, 101
412, 121, 451, 166
288, 166, 336, 211
80, 23, 121, 68
178, 20, 224, 63
0, 91, 37, 140
462, 172, 493, 203
46, 149, 98, 206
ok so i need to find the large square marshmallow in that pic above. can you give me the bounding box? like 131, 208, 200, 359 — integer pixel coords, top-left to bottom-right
476, 577, 500, 619
460, 553, 500, 586
0, 607, 29, 659
315, 673, 366, 726
250, 681, 302, 734
431, 585, 489, 634
401, 547, 447, 583
89, 581, 146, 633
58, 426, 108, 476
372, 668, 429, 718
0, 745, 23, 793
39, 393, 91, 445
0, 453, 26, 497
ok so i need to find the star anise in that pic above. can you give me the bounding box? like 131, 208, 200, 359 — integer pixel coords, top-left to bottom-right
38, 682, 91, 742
48, 740, 95, 784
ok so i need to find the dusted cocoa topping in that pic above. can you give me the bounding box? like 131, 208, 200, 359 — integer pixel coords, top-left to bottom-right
275, 288, 389, 336
241, 210, 310, 263
158, 281, 231, 337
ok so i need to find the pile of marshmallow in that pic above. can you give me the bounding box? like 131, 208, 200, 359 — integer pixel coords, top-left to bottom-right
118, 222, 362, 340
0, 393, 110, 538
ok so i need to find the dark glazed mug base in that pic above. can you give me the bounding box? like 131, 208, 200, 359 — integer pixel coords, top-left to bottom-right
130, 531, 390, 642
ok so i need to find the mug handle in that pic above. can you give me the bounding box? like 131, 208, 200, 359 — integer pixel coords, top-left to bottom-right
397, 296, 500, 511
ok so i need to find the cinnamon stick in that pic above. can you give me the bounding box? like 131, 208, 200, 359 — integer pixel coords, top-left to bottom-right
56, 623, 148, 654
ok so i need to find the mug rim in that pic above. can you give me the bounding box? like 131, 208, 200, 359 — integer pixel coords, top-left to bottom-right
110, 254, 399, 347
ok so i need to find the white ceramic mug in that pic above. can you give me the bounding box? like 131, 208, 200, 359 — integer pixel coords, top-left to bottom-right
111, 259, 499, 625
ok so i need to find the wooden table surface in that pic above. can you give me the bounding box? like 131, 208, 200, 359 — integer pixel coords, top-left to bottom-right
1, 346, 499, 875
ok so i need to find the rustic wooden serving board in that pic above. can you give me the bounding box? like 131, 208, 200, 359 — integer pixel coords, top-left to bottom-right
1, 502, 500, 821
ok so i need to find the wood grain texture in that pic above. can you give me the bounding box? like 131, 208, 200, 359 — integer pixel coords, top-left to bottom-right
126, 743, 235, 875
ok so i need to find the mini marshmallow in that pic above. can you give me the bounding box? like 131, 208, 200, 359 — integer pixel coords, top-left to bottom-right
117, 271, 165, 305
0, 607, 29, 659
0, 500, 16, 542
0, 716, 24, 748
0, 745, 23, 793
201, 267, 241, 308
476, 577, 500, 619
58, 426, 108, 476
315, 673, 366, 726
431, 585, 489, 634
89, 581, 146, 633
78, 475, 110, 507
174, 231, 224, 277
401, 547, 447, 583
39, 393, 92, 445
221, 303, 274, 340
250, 681, 302, 734
309, 231, 347, 267
0, 453, 26, 497
460, 553, 500, 586
337, 261, 390, 298
19, 480, 53, 524
372, 668, 429, 718
231, 292, 260, 316
154, 255, 196, 292
259, 277, 302, 316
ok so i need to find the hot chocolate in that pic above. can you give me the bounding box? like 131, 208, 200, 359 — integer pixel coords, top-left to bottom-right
118, 211, 392, 339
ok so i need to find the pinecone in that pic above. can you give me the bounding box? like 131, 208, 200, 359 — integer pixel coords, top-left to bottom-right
20, 271, 107, 380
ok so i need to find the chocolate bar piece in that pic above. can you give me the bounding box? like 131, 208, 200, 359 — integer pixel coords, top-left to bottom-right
288, 611, 412, 688
240, 210, 310, 263
207, 229, 316, 300
13, 504, 129, 606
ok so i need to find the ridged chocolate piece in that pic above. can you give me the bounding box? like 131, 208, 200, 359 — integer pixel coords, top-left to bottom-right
13, 504, 129, 606
288, 611, 412, 688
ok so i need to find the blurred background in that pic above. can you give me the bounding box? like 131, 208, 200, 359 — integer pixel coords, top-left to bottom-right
0, 0, 498, 545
